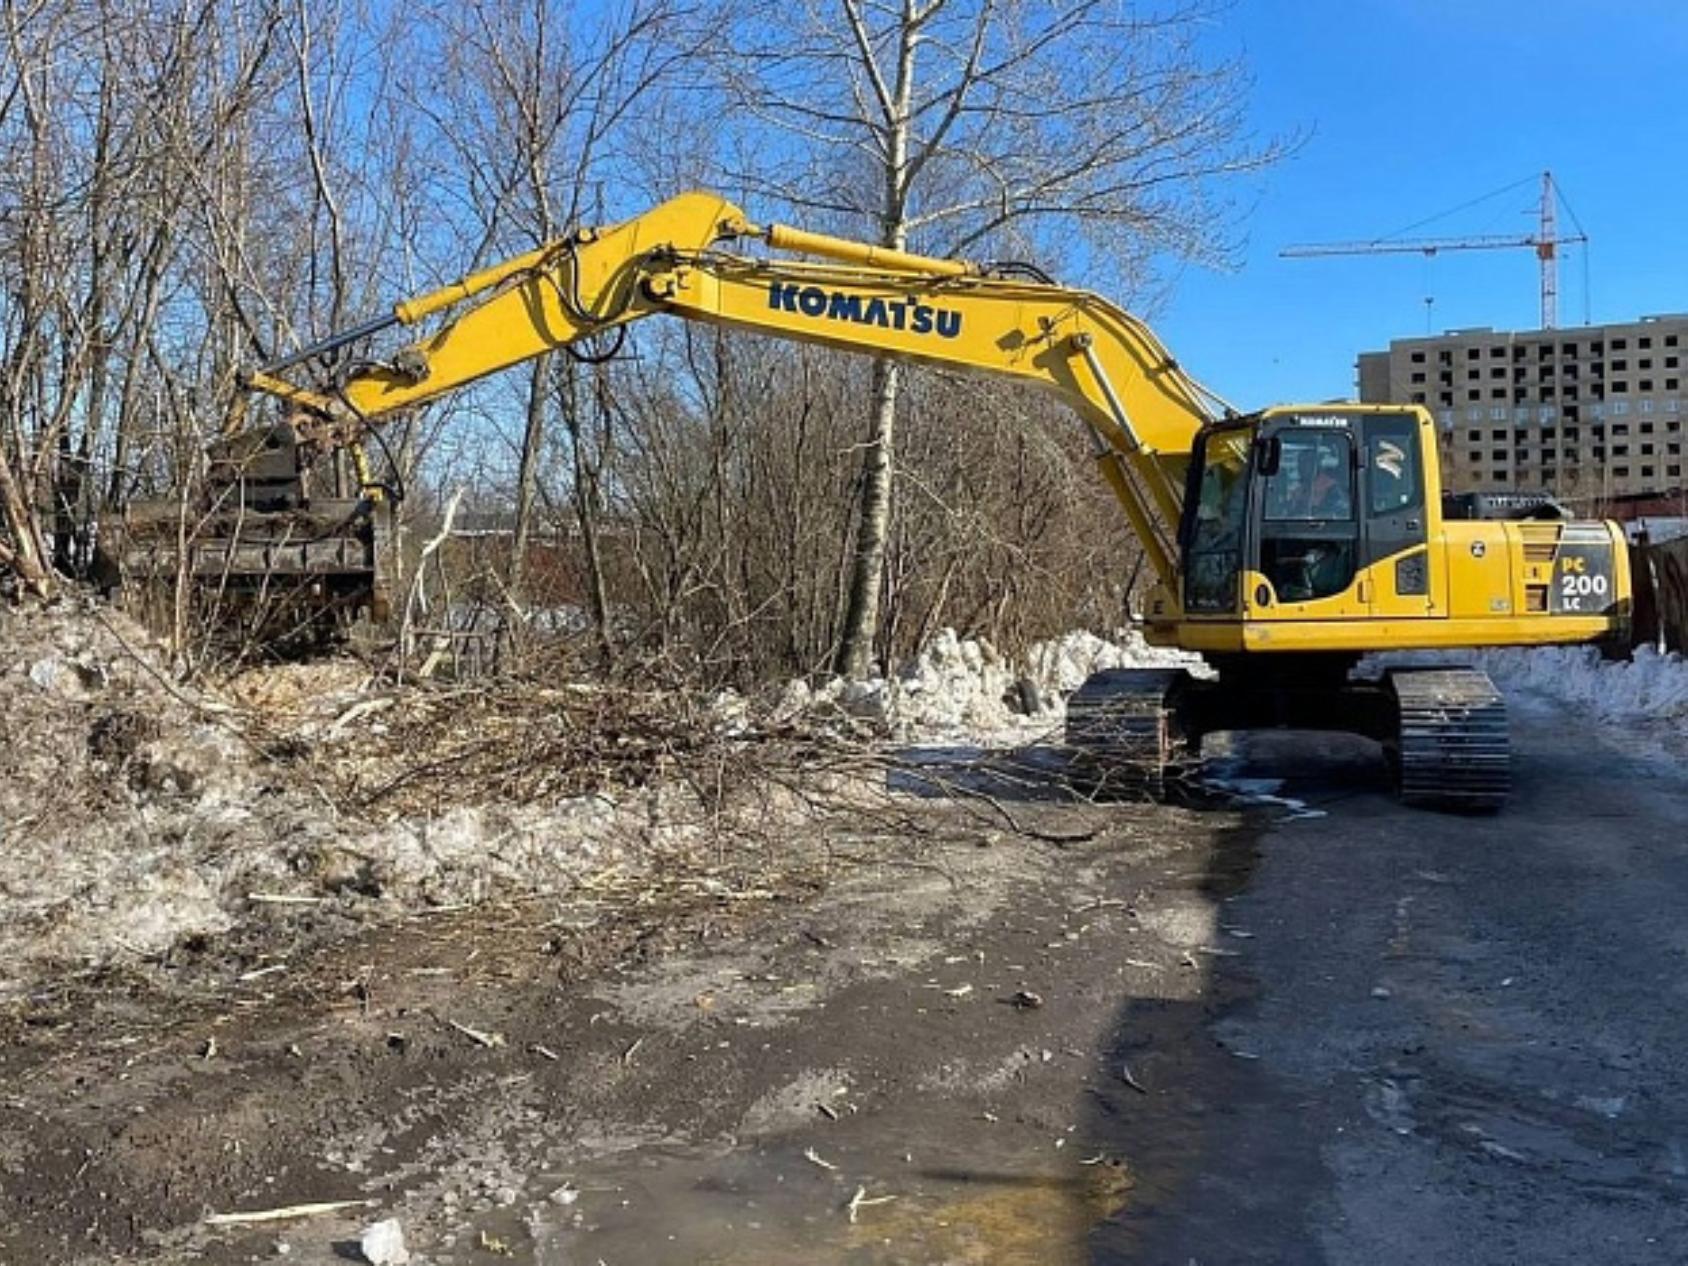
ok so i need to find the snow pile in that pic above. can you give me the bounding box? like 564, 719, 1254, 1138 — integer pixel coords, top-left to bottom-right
1023, 628, 1201, 699
1368, 642, 1688, 725
798, 626, 1201, 741
818, 623, 1688, 746
831, 628, 1022, 736
346, 795, 661, 906
15, 605, 1198, 987
1471, 644, 1688, 722
1628, 517, 1688, 545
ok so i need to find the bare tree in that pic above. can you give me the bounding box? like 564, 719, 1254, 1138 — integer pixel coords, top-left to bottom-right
0, 0, 1275, 696
708, 0, 1286, 675
414, 0, 705, 660
0, 0, 284, 598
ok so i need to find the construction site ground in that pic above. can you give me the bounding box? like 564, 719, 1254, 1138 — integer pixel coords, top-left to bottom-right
3, 614, 1687, 1264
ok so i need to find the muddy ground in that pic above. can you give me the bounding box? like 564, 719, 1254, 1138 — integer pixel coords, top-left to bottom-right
4, 698, 1687, 1264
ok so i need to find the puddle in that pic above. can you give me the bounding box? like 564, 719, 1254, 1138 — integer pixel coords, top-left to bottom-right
529, 1129, 1133, 1264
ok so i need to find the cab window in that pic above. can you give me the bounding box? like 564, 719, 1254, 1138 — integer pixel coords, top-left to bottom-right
1184, 430, 1251, 613
1264, 431, 1354, 522
1190, 434, 1250, 552
1367, 415, 1423, 516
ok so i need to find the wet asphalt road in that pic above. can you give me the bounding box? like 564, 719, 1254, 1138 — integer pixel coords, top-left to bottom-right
1133, 716, 1688, 1265
544, 711, 1688, 1265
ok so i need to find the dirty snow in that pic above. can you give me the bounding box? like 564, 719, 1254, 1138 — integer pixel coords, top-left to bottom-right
2, 609, 1191, 991
359, 1218, 411, 1266
7, 595, 1679, 995
851, 625, 1688, 746
1469, 645, 1688, 722
1463, 644, 1688, 764
0, 601, 771, 997
845, 624, 1688, 787
809, 626, 1202, 742
1368, 643, 1688, 725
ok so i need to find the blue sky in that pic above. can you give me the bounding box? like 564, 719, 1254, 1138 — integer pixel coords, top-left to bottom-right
1156, 0, 1688, 411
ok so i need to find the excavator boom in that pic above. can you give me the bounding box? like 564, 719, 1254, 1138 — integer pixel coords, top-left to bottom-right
216, 192, 1221, 592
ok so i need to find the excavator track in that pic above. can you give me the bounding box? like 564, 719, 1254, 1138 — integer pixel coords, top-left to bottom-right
1386, 666, 1510, 812
1063, 668, 1190, 799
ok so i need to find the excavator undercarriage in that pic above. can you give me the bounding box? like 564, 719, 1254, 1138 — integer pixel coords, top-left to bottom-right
1065, 658, 1511, 811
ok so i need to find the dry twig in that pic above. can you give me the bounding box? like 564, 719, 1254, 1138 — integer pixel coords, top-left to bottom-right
204, 1199, 375, 1226
846, 1185, 896, 1223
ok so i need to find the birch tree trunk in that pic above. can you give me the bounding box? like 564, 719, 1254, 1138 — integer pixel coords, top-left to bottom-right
510, 353, 550, 597
835, 0, 916, 678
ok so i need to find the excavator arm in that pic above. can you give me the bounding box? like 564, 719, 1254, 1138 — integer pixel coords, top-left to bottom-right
235, 191, 1226, 591
99, 190, 1234, 648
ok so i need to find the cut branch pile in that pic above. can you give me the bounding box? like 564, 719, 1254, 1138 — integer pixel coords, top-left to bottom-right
311, 679, 801, 820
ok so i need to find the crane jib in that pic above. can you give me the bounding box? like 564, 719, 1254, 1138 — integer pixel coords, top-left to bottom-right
766, 282, 962, 338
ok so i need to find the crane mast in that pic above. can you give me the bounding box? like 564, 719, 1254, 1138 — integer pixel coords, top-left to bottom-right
1536, 170, 1559, 329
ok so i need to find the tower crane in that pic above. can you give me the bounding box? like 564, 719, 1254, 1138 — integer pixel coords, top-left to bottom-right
1280, 171, 1588, 329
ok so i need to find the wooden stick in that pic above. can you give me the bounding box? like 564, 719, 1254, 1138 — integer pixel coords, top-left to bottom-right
204, 1198, 375, 1226
446, 1019, 505, 1049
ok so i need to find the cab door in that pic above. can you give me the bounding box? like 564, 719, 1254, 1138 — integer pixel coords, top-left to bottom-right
1359, 412, 1436, 617
1251, 424, 1367, 619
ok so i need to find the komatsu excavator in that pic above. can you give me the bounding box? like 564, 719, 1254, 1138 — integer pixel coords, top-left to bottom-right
99, 191, 1632, 810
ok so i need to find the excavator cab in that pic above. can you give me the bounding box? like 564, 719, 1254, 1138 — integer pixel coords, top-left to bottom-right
1106, 399, 1627, 809
1177, 407, 1439, 629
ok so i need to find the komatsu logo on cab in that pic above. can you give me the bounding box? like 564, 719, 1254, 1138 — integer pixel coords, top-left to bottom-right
768, 282, 962, 339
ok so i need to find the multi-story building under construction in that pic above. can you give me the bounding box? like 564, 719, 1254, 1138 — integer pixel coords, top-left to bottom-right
1357, 315, 1688, 505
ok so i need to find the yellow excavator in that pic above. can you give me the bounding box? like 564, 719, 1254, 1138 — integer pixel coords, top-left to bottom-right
99, 191, 1632, 809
